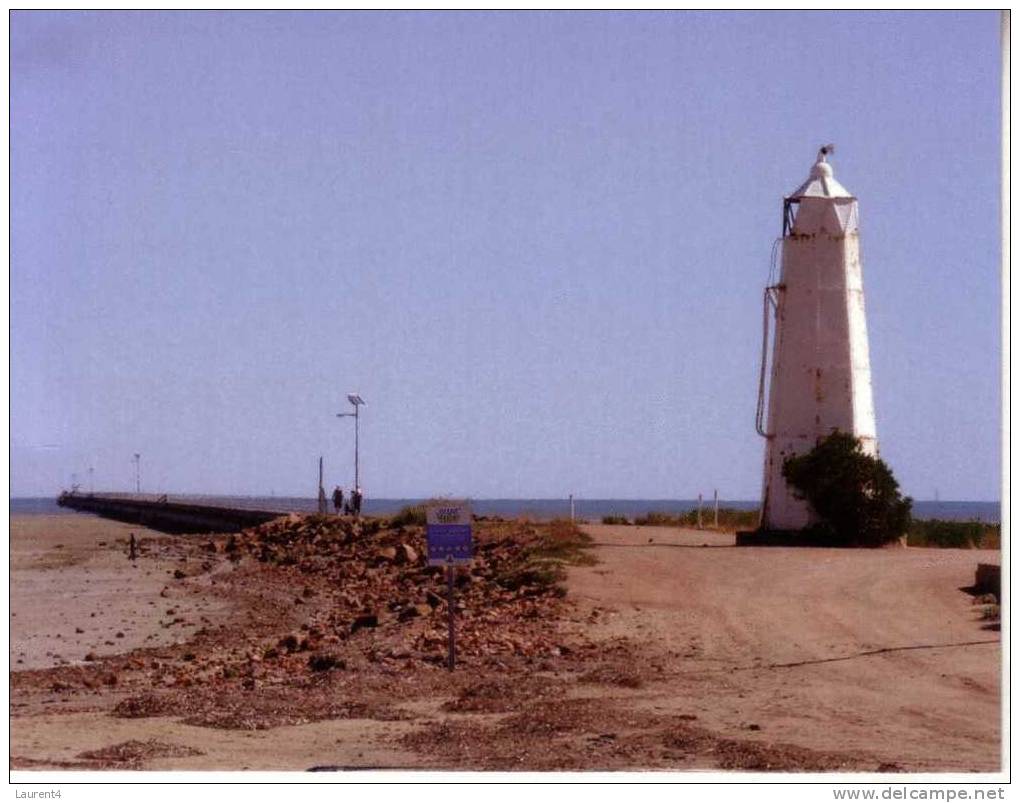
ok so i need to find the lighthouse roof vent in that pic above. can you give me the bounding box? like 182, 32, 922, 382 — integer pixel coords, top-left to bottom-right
786, 145, 854, 200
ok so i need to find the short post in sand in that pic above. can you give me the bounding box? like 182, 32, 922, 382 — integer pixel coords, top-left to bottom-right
129, 533, 137, 562
446, 556, 456, 670
425, 501, 473, 671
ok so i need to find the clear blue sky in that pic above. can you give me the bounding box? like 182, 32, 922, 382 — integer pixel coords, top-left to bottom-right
10, 11, 1002, 500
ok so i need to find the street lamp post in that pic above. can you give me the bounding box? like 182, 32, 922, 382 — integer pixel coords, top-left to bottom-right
133, 453, 141, 494
336, 394, 365, 491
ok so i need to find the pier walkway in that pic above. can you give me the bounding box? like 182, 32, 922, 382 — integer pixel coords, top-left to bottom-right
56, 492, 290, 534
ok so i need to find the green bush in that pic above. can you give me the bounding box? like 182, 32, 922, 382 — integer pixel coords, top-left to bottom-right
782, 431, 912, 548
634, 511, 677, 526
534, 519, 596, 565
676, 507, 760, 530
493, 519, 595, 593
389, 497, 467, 529
601, 515, 631, 525
631, 508, 759, 531
981, 526, 1001, 549
907, 519, 1001, 549
388, 505, 426, 528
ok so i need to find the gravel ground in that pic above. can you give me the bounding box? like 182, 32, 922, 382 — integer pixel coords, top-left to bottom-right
9, 515, 1001, 773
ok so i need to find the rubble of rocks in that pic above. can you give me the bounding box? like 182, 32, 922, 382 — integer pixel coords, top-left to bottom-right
11, 514, 599, 734
214, 513, 579, 671
76, 739, 204, 769
400, 701, 871, 772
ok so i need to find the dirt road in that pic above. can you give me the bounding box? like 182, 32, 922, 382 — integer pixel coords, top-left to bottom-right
567, 524, 1001, 772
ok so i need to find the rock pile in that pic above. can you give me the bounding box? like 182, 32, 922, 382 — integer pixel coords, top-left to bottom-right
11, 514, 593, 729
218, 514, 576, 670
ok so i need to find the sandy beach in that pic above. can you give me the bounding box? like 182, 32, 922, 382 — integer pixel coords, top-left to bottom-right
11, 515, 233, 672
9, 513, 1001, 772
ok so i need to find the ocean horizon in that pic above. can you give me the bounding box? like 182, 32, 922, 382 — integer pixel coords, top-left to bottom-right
9, 495, 1002, 523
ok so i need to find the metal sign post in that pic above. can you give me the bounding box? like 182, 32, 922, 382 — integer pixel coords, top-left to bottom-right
426, 501, 473, 671
446, 557, 456, 670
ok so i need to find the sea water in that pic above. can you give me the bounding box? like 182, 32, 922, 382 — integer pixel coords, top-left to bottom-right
10, 496, 1001, 523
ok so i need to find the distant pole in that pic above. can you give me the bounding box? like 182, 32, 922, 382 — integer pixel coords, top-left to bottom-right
133, 453, 141, 494
714, 489, 719, 528
569, 494, 575, 522
89, 466, 94, 495
337, 394, 366, 492
697, 493, 703, 529
318, 456, 326, 514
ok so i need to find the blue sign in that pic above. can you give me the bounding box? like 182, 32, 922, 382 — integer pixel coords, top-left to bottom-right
426, 502, 473, 565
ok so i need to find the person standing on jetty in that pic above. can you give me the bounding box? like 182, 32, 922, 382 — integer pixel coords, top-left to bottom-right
352, 486, 363, 517
332, 486, 344, 515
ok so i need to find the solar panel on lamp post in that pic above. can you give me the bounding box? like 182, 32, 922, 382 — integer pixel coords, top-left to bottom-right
336, 394, 365, 492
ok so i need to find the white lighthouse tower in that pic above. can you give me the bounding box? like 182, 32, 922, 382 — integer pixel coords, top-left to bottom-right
757, 146, 878, 531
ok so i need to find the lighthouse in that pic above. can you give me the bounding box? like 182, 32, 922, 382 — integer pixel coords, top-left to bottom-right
757, 147, 878, 531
